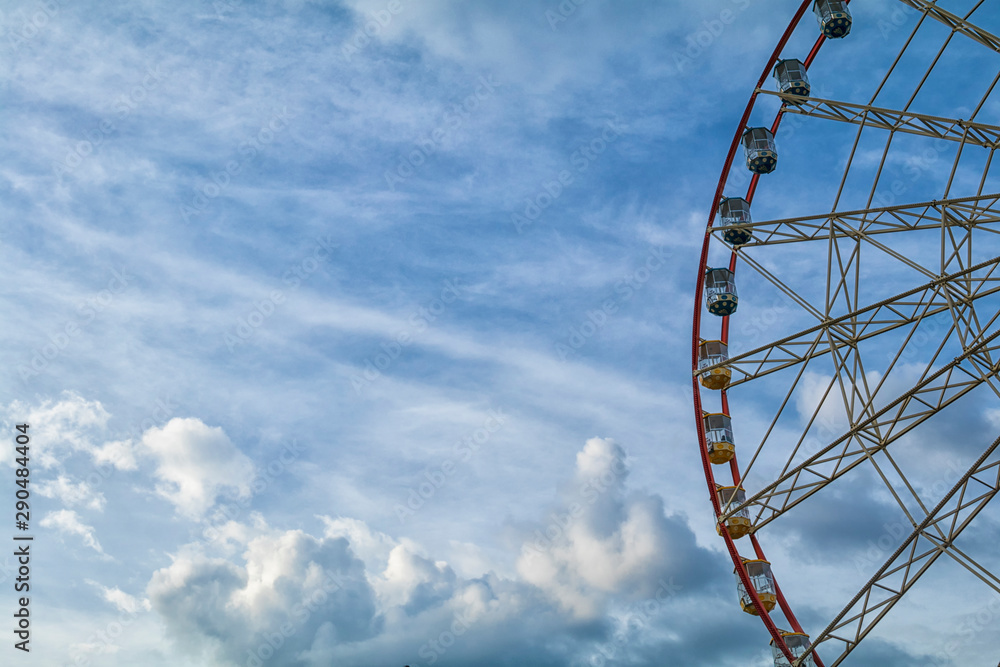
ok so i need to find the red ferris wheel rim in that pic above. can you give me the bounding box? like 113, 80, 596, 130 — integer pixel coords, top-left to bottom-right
690, 1, 851, 664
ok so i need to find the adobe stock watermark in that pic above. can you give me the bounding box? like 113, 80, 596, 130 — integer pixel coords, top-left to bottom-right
53, 64, 168, 178
47, 395, 179, 521
244, 571, 349, 667
889, 311, 948, 365
213, 0, 245, 19
734, 298, 792, 352
870, 137, 954, 211
545, 0, 588, 31
64, 596, 151, 666
510, 119, 622, 233
394, 409, 507, 523
181, 107, 296, 222
927, 594, 1000, 666
17, 268, 132, 383
224, 235, 337, 352
528, 452, 628, 554
341, 0, 411, 62
555, 245, 672, 360
349, 278, 464, 393
719, 83, 830, 196
851, 459, 966, 575
3, 0, 61, 52
588, 578, 684, 667
384, 74, 502, 191
877, 2, 919, 40
417, 608, 477, 666
670, 0, 754, 75
202, 440, 306, 543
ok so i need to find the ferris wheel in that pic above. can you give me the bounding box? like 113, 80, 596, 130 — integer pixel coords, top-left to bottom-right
692, 1, 1000, 665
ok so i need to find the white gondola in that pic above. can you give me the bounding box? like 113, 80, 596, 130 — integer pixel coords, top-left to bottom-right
814, 0, 852, 39
771, 631, 816, 667
742, 127, 777, 174
719, 197, 752, 245
705, 268, 738, 317
773, 58, 810, 98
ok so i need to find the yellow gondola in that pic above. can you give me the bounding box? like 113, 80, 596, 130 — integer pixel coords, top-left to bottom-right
736, 558, 777, 615
698, 340, 731, 390
716, 485, 751, 539
704, 413, 736, 464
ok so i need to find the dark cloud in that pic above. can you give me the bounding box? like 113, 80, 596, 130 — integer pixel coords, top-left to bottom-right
148, 530, 379, 665
144, 437, 748, 666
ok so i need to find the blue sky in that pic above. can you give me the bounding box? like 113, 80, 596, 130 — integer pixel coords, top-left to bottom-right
1, 0, 1000, 665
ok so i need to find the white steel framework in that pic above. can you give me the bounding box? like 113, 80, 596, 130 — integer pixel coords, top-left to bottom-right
694, 1, 1000, 665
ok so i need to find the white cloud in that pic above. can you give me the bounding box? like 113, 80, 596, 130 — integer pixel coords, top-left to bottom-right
320, 515, 398, 574
91, 438, 138, 471
140, 418, 255, 520
3, 392, 111, 469
36, 475, 106, 511
146, 437, 723, 665
41, 509, 108, 557
517, 437, 711, 619
91, 582, 151, 614
148, 521, 378, 664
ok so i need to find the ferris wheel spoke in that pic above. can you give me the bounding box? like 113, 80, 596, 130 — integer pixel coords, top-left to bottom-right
737, 296, 1000, 523
824, 328, 877, 429
713, 193, 1000, 249
755, 89, 1000, 147
895, 0, 1000, 54
941, 222, 974, 277
724, 327, 1000, 528
941, 544, 1000, 597
707, 255, 1000, 387
726, 251, 828, 322
825, 233, 862, 317
801, 434, 1000, 666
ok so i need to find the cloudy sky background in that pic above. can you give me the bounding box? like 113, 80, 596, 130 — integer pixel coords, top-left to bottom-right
1, 0, 999, 665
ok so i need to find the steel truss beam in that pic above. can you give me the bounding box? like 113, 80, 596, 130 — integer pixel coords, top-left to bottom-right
755, 89, 1000, 148
896, 0, 1000, 54
700, 255, 1000, 387
797, 434, 1000, 666
712, 193, 1000, 248
721, 326, 1000, 529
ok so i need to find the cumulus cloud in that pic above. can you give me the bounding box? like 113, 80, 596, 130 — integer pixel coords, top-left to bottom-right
320, 515, 399, 573
0, 392, 141, 474
41, 509, 108, 557
517, 437, 716, 619
141, 417, 255, 520
90, 438, 139, 471
148, 522, 379, 665
36, 475, 106, 511
3, 392, 111, 469
150, 515, 564, 666
147, 437, 728, 666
